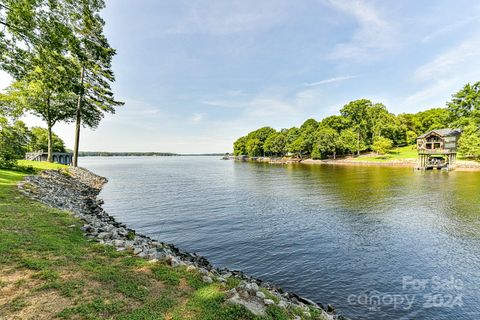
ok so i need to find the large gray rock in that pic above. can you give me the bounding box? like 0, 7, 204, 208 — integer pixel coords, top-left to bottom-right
227, 292, 266, 316
255, 291, 266, 299
202, 276, 213, 284
97, 232, 109, 240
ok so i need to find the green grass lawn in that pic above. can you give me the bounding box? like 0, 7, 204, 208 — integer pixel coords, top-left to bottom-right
352, 145, 418, 162
16, 160, 68, 172
0, 163, 317, 320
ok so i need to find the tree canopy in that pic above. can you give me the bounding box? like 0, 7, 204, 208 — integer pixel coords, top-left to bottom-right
0, 0, 121, 164
233, 82, 480, 160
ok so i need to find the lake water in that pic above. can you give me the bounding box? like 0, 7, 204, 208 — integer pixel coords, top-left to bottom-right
81, 156, 480, 320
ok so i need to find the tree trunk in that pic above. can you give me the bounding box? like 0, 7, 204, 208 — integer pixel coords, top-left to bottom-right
47, 125, 53, 162
333, 151, 336, 160
73, 66, 85, 167
357, 130, 360, 156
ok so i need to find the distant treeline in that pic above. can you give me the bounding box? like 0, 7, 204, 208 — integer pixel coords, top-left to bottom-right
78, 152, 225, 157
79, 152, 179, 157
233, 82, 480, 159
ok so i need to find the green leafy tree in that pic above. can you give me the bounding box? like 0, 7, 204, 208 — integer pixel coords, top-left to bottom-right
286, 127, 300, 147
458, 125, 480, 159
338, 129, 359, 156
0, 117, 28, 168
340, 99, 371, 155
319, 115, 348, 132
272, 131, 287, 156
288, 136, 306, 158
0, 0, 78, 162
371, 136, 393, 155
29, 127, 66, 153
406, 130, 418, 145
398, 113, 422, 144
246, 138, 263, 157
447, 82, 480, 127
0, 64, 77, 161
245, 127, 276, 156
233, 136, 247, 156
312, 127, 339, 159
263, 131, 287, 156
415, 108, 450, 133
299, 118, 318, 155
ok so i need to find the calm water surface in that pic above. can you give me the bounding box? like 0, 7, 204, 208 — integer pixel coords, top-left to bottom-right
81, 156, 480, 320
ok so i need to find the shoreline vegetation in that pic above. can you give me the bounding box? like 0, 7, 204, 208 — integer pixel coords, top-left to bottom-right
0, 161, 342, 320
244, 157, 480, 172
230, 145, 480, 171
232, 85, 480, 165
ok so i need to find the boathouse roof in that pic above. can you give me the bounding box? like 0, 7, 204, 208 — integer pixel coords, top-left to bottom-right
417, 128, 462, 139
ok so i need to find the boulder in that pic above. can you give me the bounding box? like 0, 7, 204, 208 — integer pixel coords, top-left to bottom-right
202, 276, 213, 284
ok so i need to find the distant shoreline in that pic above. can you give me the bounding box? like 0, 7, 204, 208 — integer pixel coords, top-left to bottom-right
235, 156, 480, 171
78, 152, 224, 157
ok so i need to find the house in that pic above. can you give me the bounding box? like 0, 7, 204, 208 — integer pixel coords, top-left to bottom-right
416, 128, 462, 170
25, 151, 73, 165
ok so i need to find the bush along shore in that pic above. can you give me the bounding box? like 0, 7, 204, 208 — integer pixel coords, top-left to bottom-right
15, 167, 345, 320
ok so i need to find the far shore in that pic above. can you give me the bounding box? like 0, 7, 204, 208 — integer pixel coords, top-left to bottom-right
235, 156, 480, 171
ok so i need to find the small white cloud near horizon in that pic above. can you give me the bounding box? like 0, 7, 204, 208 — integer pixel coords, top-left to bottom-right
304, 75, 358, 87
191, 113, 204, 123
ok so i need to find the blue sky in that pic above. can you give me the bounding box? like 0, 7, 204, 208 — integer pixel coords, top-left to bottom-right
2, 0, 480, 153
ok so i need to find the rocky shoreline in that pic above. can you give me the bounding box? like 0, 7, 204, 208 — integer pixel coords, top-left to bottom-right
17, 167, 346, 320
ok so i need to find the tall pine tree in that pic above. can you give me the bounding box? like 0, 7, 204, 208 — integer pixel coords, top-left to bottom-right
66, 0, 123, 167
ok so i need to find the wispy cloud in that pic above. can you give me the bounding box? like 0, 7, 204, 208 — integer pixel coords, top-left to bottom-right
304, 75, 358, 86
402, 32, 480, 110
325, 0, 396, 61
414, 35, 480, 82
202, 96, 297, 117
191, 113, 204, 123
165, 0, 290, 35
421, 15, 480, 43
401, 79, 457, 110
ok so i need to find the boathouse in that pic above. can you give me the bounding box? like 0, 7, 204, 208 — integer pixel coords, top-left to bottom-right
416, 128, 462, 170
25, 151, 73, 165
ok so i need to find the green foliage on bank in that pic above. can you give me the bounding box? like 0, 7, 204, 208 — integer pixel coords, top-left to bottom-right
233, 82, 480, 160
0, 0, 123, 164
0, 118, 67, 168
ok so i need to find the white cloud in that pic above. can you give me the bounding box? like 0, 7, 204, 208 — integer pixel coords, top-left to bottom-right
325, 0, 396, 61
165, 0, 290, 35
421, 15, 480, 43
414, 35, 480, 82
401, 79, 456, 110
304, 75, 358, 86
248, 98, 296, 117
402, 33, 480, 110
191, 113, 203, 123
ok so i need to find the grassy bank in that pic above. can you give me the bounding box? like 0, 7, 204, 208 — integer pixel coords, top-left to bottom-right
349, 145, 480, 166
0, 162, 320, 320
350, 145, 417, 162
